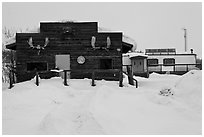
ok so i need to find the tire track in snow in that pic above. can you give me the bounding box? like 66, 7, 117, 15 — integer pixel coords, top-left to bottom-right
39, 90, 105, 135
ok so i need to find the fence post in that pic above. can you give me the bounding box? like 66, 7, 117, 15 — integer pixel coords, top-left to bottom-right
36, 71, 39, 86
119, 70, 123, 87
127, 66, 134, 86
64, 70, 68, 86
92, 71, 96, 86
135, 80, 138, 88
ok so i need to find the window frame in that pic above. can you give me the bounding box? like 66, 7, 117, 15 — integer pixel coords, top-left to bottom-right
99, 59, 113, 69
163, 58, 175, 66
26, 61, 48, 72
147, 59, 159, 66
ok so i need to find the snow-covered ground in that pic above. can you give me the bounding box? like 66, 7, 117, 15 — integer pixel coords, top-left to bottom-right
2, 70, 202, 135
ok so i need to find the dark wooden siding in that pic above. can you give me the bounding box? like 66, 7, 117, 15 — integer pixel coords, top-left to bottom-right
40, 22, 98, 34
15, 22, 122, 82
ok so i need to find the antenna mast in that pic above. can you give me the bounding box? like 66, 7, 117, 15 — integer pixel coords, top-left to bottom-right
183, 28, 187, 52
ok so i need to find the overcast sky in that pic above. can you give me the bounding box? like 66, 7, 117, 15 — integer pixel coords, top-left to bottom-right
2, 2, 202, 58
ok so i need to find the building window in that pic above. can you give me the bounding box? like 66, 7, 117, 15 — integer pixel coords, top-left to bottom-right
147, 59, 159, 66
27, 62, 48, 71
163, 58, 175, 66
100, 59, 112, 69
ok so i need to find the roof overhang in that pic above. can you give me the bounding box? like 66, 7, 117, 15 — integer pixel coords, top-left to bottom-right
6, 42, 16, 50
123, 52, 148, 60
122, 42, 133, 53
130, 56, 148, 59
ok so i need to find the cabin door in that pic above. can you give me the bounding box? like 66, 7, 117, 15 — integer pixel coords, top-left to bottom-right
55, 55, 70, 78
132, 59, 144, 73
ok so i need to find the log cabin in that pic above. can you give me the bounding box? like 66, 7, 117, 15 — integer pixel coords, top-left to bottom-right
6, 21, 133, 83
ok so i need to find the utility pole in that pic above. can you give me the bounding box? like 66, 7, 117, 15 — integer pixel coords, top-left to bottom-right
183, 28, 187, 52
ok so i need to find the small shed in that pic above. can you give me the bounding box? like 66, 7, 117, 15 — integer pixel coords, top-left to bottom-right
123, 52, 149, 78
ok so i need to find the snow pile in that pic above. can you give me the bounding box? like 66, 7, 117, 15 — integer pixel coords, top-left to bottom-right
157, 70, 202, 112
149, 72, 179, 79
172, 70, 202, 113
90, 71, 202, 135
90, 83, 201, 134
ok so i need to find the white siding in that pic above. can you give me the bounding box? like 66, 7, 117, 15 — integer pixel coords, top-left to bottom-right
147, 54, 197, 72
144, 59, 147, 72
148, 54, 196, 64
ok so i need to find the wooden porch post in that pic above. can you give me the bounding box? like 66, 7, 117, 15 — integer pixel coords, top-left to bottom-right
92, 71, 96, 86
36, 71, 39, 86
119, 70, 123, 87
135, 79, 138, 88
127, 66, 134, 86
64, 70, 68, 86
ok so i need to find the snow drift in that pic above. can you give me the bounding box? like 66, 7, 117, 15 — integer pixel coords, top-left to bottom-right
172, 70, 202, 113
90, 70, 202, 135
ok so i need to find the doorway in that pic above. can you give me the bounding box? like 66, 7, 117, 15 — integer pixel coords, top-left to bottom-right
132, 59, 144, 73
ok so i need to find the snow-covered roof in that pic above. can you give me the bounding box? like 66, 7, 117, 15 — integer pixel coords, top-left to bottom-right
123, 52, 148, 58
98, 27, 137, 51
3, 36, 16, 50
5, 37, 16, 45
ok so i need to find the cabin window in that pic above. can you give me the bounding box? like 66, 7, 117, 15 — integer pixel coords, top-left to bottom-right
163, 58, 175, 66
147, 59, 158, 66
27, 62, 48, 71
100, 59, 112, 69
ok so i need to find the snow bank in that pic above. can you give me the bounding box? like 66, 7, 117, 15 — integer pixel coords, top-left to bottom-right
149, 72, 180, 79
90, 71, 202, 135
172, 70, 202, 113
155, 70, 202, 112
148, 71, 202, 113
